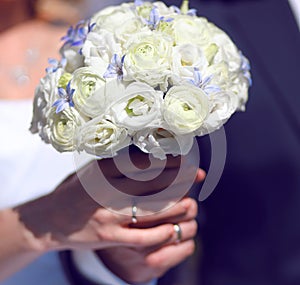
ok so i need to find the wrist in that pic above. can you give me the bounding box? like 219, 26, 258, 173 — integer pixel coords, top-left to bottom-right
13, 209, 50, 254
0, 209, 48, 259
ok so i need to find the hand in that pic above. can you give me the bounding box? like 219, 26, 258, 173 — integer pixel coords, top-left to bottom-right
14, 151, 205, 253
95, 198, 199, 284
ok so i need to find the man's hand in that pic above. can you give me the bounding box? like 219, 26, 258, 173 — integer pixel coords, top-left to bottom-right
95, 198, 199, 284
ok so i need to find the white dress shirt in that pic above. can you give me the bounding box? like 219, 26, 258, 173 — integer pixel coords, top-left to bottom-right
288, 0, 300, 29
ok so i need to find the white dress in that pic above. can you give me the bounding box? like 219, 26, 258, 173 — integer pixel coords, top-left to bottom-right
0, 100, 156, 285
0, 100, 74, 284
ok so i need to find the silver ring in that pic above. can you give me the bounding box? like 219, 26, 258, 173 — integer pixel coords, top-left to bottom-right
173, 224, 182, 243
132, 205, 137, 223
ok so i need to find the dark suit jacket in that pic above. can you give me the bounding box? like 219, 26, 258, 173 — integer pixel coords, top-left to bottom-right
159, 0, 300, 284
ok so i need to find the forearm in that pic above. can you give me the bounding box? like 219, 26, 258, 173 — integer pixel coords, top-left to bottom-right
0, 209, 48, 281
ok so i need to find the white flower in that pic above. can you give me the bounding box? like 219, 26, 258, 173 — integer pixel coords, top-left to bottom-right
207, 23, 241, 72
134, 127, 194, 159
48, 107, 84, 152
153, 1, 174, 16
172, 16, 212, 46
71, 67, 107, 118
115, 18, 144, 44
60, 45, 84, 73
195, 90, 239, 135
204, 62, 231, 91
230, 74, 250, 111
171, 43, 208, 80
77, 115, 131, 158
163, 85, 209, 134
91, 3, 136, 34
30, 69, 64, 142
109, 82, 163, 130
123, 31, 172, 90
82, 30, 121, 71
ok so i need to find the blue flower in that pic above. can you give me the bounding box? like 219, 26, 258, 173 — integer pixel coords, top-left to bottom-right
46, 58, 67, 74
52, 81, 75, 113
61, 20, 96, 53
134, 0, 144, 6
103, 54, 125, 80
240, 53, 252, 86
144, 7, 173, 30
189, 68, 221, 94
171, 5, 197, 16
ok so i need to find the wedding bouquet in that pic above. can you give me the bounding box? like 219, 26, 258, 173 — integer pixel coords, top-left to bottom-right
30, 0, 251, 159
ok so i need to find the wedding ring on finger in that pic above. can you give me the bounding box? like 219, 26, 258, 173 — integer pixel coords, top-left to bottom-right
132, 204, 137, 224
173, 223, 182, 243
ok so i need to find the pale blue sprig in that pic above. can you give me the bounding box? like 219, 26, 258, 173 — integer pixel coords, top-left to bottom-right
52, 81, 75, 113
144, 7, 173, 30
103, 54, 125, 80
46, 58, 67, 74
134, 0, 144, 6
61, 20, 96, 54
171, 5, 197, 16
189, 67, 221, 94
240, 52, 252, 86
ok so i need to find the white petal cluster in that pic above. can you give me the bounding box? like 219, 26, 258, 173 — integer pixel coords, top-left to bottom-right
30, 1, 251, 159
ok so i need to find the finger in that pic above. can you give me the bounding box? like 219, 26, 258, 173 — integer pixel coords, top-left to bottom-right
171, 219, 198, 243
98, 152, 182, 178
145, 239, 196, 276
195, 168, 206, 183
112, 224, 174, 247
134, 197, 198, 227
100, 198, 190, 226
111, 165, 198, 196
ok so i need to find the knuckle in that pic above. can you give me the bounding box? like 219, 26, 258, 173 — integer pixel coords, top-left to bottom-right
146, 254, 164, 268
96, 228, 113, 242
94, 209, 112, 224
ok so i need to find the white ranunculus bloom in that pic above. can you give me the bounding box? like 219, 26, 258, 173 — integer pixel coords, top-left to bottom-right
30, 69, 64, 142
82, 30, 122, 71
172, 16, 212, 46
153, 1, 174, 16
115, 18, 145, 44
77, 115, 131, 158
207, 23, 241, 72
230, 74, 250, 111
123, 31, 173, 90
134, 127, 194, 159
204, 61, 231, 91
110, 82, 163, 130
91, 3, 136, 34
171, 43, 208, 79
163, 85, 209, 134
60, 45, 84, 73
48, 107, 84, 152
195, 90, 239, 135
71, 67, 107, 118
